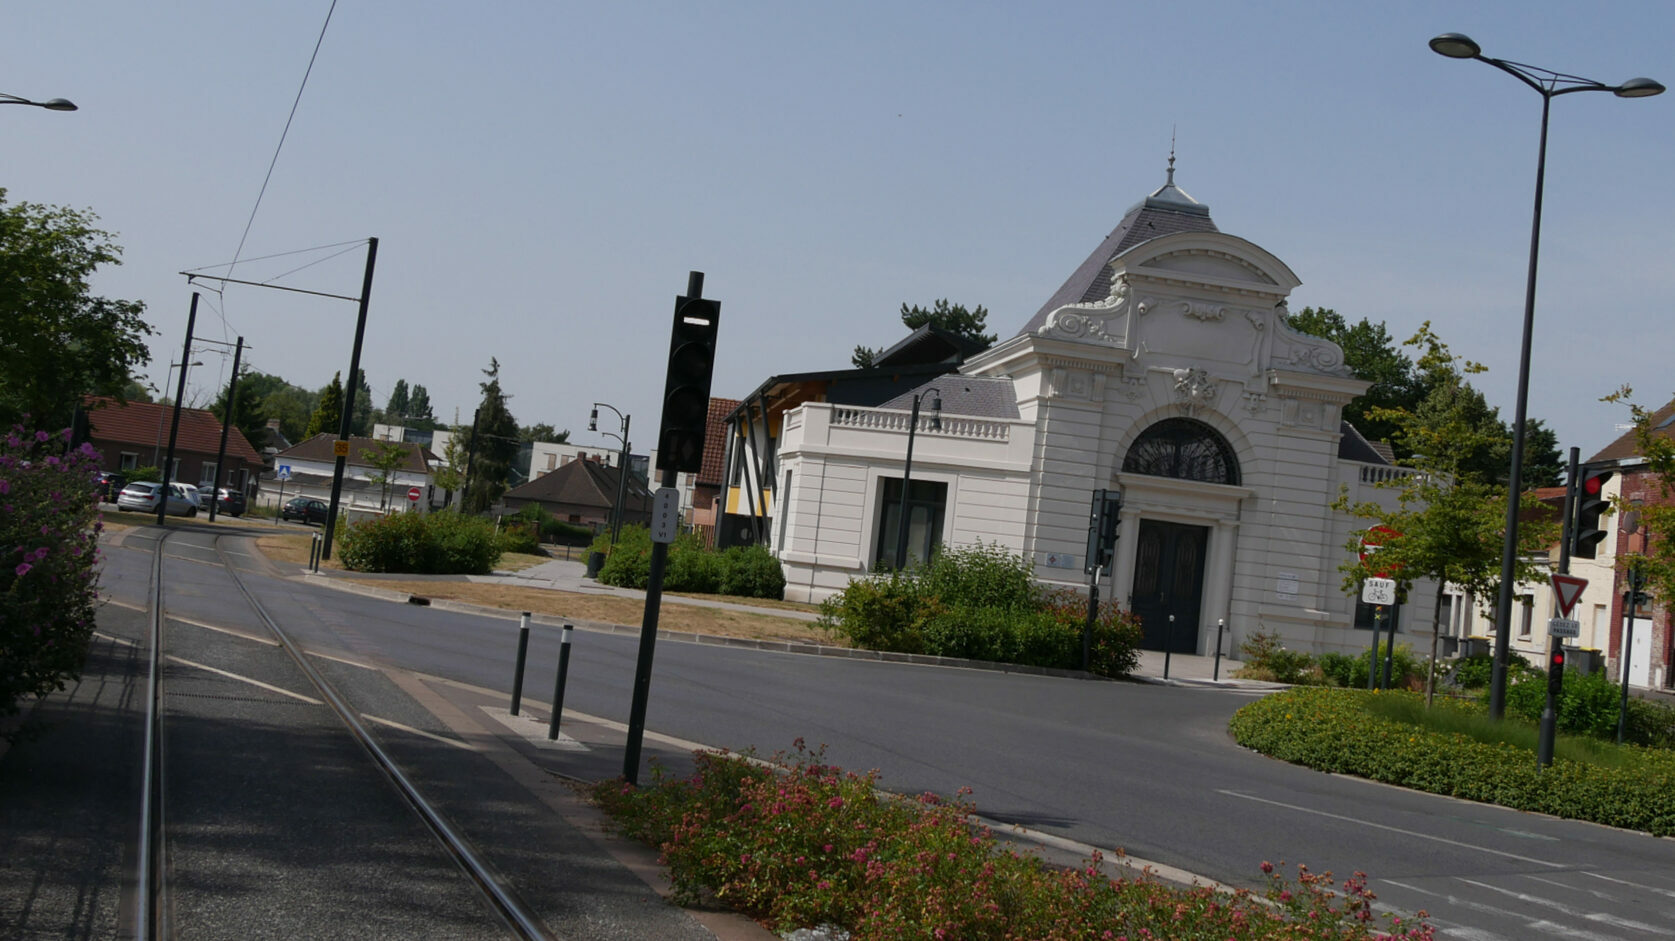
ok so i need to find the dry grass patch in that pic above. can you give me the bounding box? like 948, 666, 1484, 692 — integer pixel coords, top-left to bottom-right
349, 578, 834, 644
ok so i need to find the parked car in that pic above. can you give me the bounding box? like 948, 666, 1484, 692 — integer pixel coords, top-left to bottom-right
214, 487, 247, 517
116, 481, 200, 517
281, 496, 328, 525
95, 471, 127, 503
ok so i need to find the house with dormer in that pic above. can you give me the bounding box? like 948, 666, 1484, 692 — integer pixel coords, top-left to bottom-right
722, 164, 1433, 657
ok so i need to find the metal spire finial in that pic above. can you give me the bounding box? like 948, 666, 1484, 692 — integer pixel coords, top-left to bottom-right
1167, 127, 1177, 185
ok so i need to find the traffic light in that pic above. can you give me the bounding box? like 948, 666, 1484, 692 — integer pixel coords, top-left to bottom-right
1546, 644, 1567, 698
1572, 467, 1614, 559
1084, 489, 1122, 575
656, 294, 721, 474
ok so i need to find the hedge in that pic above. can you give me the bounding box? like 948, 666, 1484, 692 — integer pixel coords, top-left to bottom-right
1230, 687, 1675, 836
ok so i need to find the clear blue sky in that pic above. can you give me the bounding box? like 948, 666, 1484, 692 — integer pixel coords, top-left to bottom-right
8, 1, 1672, 461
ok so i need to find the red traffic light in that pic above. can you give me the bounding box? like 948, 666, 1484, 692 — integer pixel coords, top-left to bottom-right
1583, 475, 1604, 495
1551, 649, 1565, 667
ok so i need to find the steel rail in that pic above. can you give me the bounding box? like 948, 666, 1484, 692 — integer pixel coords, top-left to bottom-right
132, 530, 170, 940
209, 536, 554, 940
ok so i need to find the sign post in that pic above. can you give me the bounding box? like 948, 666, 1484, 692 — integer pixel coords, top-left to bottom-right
1538, 572, 1589, 768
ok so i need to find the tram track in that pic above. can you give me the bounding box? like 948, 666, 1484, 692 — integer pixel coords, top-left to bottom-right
127, 529, 556, 941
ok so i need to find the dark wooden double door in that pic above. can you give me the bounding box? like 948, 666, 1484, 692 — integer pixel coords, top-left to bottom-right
1129, 520, 1208, 653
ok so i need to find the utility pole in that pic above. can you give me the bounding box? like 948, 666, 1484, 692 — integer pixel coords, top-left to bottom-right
207, 337, 244, 523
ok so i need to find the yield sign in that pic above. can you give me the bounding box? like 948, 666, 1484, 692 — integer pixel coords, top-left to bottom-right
1551, 573, 1589, 618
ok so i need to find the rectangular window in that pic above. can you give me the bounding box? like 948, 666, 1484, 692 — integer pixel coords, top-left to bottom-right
200, 461, 217, 488
169, 458, 181, 480
1438, 594, 1455, 637
119, 451, 139, 470
873, 477, 946, 570
1518, 594, 1534, 637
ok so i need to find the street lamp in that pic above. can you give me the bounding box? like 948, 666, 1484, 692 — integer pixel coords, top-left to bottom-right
1, 92, 77, 111
1429, 32, 1662, 719
893, 388, 941, 570
590, 403, 631, 545
152, 360, 203, 465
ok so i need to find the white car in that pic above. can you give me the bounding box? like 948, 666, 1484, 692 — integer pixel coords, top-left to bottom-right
115, 481, 201, 517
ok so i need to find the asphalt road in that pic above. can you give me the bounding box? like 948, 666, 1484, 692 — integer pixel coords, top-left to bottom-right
93, 531, 1675, 941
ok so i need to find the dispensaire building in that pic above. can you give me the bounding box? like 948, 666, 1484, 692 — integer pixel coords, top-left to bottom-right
723, 166, 1428, 655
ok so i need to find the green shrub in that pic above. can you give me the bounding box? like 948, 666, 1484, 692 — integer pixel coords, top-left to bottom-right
125, 464, 161, 483
718, 544, 785, 600
1504, 667, 1641, 741
819, 546, 1141, 678
665, 536, 723, 594
1316, 643, 1425, 689
595, 525, 652, 588
1, 428, 103, 736
336, 511, 501, 574
818, 570, 940, 654
1628, 697, 1675, 750
1234, 630, 1319, 684
1231, 687, 1675, 837
496, 519, 540, 555
918, 541, 1040, 611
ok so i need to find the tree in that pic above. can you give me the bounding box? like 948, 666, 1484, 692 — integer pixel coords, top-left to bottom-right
0, 189, 154, 431
306, 372, 344, 439
350, 369, 374, 437
405, 384, 437, 431
432, 427, 466, 501
360, 440, 409, 511
209, 376, 268, 452
1335, 326, 1559, 702
385, 379, 410, 422
853, 298, 996, 368
1603, 387, 1675, 608
1285, 307, 1423, 455
519, 422, 569, 444
462, 358, 519, 514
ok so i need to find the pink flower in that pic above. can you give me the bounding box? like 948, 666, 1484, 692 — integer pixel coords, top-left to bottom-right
15, 562, 31, 576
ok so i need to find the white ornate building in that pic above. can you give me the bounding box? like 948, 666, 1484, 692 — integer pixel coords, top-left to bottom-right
756, 166, 1432, 656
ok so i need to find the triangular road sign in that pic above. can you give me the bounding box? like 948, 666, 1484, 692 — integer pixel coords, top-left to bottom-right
1551, 573, 1589, 618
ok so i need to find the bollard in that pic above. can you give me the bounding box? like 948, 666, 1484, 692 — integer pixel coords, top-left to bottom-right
1163, 614, 1176, 679
1368, 607, 1385, 690
547, 624, 574, 740
509, 612, 531, 716
309, 532, 323, 572
1213, 617, 1225, 681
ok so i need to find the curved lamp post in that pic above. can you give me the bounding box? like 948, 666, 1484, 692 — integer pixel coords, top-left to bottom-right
152, 360, 203, 465
893, 388, 941, 570
589, 402, 631, 545
1429, 32, 1663, 719
1, 92, 76, 111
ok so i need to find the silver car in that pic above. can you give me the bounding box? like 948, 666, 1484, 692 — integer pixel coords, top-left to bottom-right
116, 481, 200, 517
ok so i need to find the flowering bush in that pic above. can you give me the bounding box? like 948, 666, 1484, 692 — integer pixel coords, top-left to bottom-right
1, 426, 103, 734
594, 741, 1434, 939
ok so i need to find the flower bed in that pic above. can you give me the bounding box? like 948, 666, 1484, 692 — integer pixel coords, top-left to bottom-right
1230, 687, 1675, 836
594, 742, 1433, 939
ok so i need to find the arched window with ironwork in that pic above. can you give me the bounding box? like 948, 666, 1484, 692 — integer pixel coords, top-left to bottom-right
1121, 418, 1240, 485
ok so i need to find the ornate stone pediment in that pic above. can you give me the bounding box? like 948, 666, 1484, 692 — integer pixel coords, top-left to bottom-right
1040, 277, 1132, 347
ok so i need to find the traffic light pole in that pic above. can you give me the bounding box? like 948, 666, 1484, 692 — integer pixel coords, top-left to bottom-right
624, 271, 719, 786
1538, 447, 1580, 768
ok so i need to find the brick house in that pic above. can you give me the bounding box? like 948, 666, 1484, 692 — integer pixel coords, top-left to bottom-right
83, 396, 263, 496
1566, 400, 1675, 690
502, 455, 651, 532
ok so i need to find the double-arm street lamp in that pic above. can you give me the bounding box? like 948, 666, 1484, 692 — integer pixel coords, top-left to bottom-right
589, 403, 631, 545
1429, 33, 1663, 719
1, 91, 76, 111
894, 388, 941, 570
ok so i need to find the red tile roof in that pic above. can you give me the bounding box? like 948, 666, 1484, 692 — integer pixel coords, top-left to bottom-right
699, 396, 740, 487
84, 397, 261, 463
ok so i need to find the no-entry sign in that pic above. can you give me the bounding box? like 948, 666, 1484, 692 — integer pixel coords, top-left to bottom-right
408, 486, 421, 502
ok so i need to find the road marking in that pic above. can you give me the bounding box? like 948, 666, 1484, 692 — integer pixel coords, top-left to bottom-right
1218, 791, 1566, 869
93, 631, 138, 647
1584, 871, 1675, 900
481, 706, 589, 751
166, 655, 323, 704
1524, 874, 1620, 902
361, 713, 476, 751
172, 617, 279, 646
1456, 878, 1672, 936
